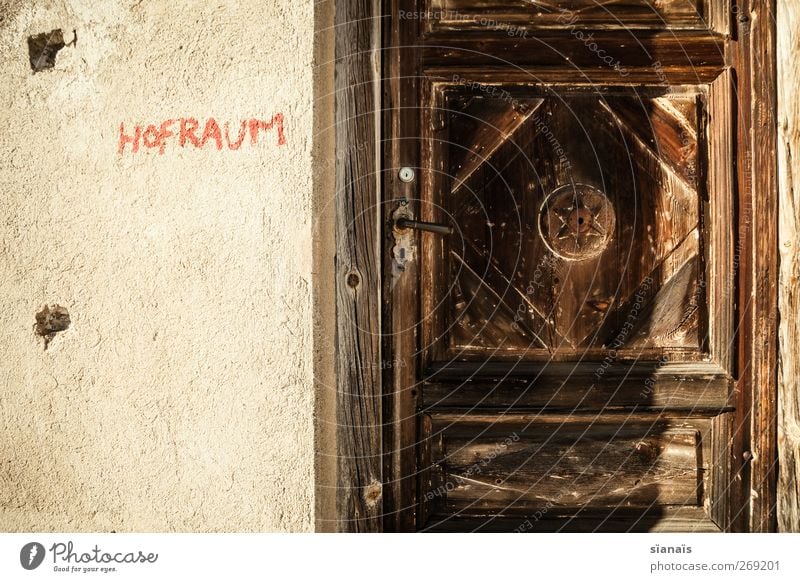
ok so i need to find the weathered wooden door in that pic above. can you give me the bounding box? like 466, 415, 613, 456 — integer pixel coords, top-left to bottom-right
380, 0, 777, 532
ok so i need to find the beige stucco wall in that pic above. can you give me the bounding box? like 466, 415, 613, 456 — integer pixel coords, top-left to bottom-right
0, 0, 331, 531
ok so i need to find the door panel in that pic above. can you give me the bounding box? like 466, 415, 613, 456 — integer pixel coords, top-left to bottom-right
420, 412, 731, 531
429, 86, 709, 359
422, 414, 710, 517
383, 0, 742, 532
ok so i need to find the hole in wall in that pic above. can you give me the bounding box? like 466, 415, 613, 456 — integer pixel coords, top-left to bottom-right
34, 304, 71, 349
27, 29, 76, 72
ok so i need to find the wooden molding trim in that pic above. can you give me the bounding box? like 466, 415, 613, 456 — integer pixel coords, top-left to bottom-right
733, 0, 780, 532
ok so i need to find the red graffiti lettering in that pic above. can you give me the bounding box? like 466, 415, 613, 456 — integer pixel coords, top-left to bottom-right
142, 124, 161, 149
180, 118, 201, 148
201, 118, 223, 150
119, 115, 286, 154
158, 119, 176, 154
141, 120, 178, 154
249, 114, 286, 146
225, 120, 248, 151
118, 123, 141, 154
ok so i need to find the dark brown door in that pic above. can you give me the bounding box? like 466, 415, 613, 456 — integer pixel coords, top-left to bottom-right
383, 0, 750, 532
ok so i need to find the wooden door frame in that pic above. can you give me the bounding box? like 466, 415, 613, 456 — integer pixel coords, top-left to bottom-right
333, 0, 779, 532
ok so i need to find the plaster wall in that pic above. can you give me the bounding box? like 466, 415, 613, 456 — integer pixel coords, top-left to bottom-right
0, 0, 328, 531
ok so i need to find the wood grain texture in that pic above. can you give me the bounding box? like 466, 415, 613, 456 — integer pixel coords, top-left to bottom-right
777, 0, 800, 533
710, 412, 733, 530
426, 66, 726, 86
422, 506, 721, 532
439, 428, 701, 510
436, 88, 709, 359
424, 361, 732, 411
383, 0, 422, 532
421, 31, 726, 73
375, 0, 776, 532
335, 0, 383, 532
423, 413, 715, 525
450, 98, 542, 193
705, 72, 735, 374
738, 0, 779, 533
424, 0, 722, 31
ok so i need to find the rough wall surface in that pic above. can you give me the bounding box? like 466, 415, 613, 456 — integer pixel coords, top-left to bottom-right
0, 0, 318, 531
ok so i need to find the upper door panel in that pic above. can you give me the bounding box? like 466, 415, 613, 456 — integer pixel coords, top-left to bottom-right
420, 76, 734, 367
440, 88, 704, 360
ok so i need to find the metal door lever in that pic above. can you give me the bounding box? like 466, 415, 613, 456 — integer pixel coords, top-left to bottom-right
395, 218, 453, 235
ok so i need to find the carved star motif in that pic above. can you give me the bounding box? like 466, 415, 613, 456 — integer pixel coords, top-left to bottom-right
539, 185, 616, 261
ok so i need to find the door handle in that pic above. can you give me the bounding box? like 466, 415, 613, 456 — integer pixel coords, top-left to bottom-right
395, 218, 453, 235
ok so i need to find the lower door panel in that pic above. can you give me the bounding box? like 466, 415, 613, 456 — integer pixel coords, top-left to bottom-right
419, 412, 730, 532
